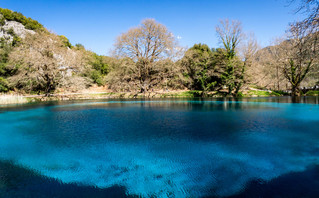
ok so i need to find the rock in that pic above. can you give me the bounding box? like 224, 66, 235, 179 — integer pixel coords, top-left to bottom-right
0, 20, 35, 42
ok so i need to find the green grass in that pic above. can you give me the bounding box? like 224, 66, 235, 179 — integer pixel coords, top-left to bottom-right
161, 91, 203, 98
244, 90, 281, 97
305, 90, 319, 96
271, 90, 289, 96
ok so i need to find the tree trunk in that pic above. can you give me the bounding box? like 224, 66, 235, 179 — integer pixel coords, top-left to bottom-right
233, 84, 242, 97
291, 86, 301, 96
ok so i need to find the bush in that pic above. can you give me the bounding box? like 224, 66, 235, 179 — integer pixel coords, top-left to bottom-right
74, 43, 85, 50
235, 91, 244, 97
3, 28, 22, 47
0, 77, 9, 92
0, 39, 15, 76
59, 35, 72, 48
0, 16, 5, 26
85, 53, 110, 86
186, 90, 203, 97
12, 36, 21, 47
306, 90, 319, 96
90, 54, 109, 75
7, 28, 15, 36
0, 8, 43, 31
90, 70, 104, 86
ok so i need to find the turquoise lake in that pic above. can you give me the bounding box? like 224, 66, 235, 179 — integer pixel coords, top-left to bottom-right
0, 97, 319, 197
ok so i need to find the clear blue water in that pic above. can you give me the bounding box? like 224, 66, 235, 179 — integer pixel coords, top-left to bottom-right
0, 97, 319, 197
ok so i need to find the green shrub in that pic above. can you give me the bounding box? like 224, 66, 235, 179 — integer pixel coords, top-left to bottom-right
74, 43, 85, 50
12, 36, 21, 47
0, 8, 43, 31
306, 90, 319, 96
90, 54, 109, 75
85, 53, 110, 86
59, 35, 72, 48
7, 28, 15, 36
164, 90, 203, 98
24, 18, 43, 30
235, 91, 244, 97
3, 28, 22, 47
90, 70, 104, 86
186, 90, 202, 97
0, 77, 9, 92
0, 16, 5, 26
0, 39, 13, 76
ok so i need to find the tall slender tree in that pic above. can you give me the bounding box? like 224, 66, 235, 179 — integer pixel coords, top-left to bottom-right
216, 19, 244, 96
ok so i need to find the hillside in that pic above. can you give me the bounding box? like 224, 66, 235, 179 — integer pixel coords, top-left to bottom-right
247, 40, 319, 90
0, 8, 111, 94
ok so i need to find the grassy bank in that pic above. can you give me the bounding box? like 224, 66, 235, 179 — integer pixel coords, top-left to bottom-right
0, 91, 218, 105
305, 90, 319, 96
1, 89, 317, 106
243, 90, 285, 97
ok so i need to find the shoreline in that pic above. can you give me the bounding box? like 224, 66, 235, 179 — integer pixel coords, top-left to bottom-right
0, 90, 318, 106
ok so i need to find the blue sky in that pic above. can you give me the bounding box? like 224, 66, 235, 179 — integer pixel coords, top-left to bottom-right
2, 0, 304, 55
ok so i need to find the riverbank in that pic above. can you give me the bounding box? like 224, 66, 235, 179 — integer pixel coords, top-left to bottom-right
1, 89, 318, 105
0, 91, 204, 105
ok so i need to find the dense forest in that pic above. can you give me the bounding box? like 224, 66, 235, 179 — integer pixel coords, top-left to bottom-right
0, 0, 318, 97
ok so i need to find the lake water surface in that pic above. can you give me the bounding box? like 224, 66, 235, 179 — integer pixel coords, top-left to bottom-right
0, 97, 319, 197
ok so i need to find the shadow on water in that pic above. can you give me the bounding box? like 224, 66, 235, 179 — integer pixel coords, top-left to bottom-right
1, 160, 319, 198
221, 164, 319, 198
0, 160, 137, 198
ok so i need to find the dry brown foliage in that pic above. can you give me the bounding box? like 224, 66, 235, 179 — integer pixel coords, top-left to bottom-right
8, 31, 85, 94
111, 18, 182, 92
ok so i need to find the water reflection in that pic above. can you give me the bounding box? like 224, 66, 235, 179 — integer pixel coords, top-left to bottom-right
0, 160, 135, 198
0, 98, 318, 197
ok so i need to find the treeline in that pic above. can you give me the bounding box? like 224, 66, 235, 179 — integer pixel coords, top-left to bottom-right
106, 16, 318, 96
0, 1, 318, 96
106, 18, 258, 97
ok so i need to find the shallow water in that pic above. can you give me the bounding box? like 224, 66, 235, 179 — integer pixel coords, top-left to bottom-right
0, 97, 319, 197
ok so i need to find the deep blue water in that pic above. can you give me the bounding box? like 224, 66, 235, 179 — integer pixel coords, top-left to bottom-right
0, 97, 319, 197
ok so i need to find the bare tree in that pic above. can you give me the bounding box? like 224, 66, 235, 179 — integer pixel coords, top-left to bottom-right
8, 31, 83, 95
292, 0, 319, 86
113, 18, 180, 92
292, 0, 319, 30
249, 41, 289, 90
279, 22, 318, 96
238, 33, 259, 91
106, 58, 138, 92
216, 19, 243, 59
